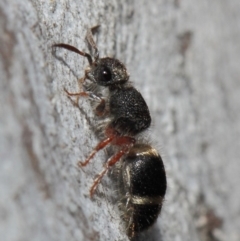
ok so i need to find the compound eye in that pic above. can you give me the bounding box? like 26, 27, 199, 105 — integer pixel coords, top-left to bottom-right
100, 67, 112, 82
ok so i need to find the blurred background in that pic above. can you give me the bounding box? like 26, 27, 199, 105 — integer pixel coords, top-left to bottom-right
0, 0, 240, 241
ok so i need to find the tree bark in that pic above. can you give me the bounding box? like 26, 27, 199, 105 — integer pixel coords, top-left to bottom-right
1, 0, 240, 241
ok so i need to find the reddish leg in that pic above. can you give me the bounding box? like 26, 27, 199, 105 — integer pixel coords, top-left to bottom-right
65, 85, 107, 116
89, 147, 129, 197
78, 136, 114, 167
79, 126, 136, 197
89, 134, 136, 197
64, 87, 89, 97
79, 127, 135, 168
78, 127, 117, 167
77, 76, 86, 90
95, 99, 107, 116
64, 87, 89, 106
112, 136, 136, 146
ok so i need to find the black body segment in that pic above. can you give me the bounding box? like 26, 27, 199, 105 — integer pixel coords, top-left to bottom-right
109, 87, 151, 135
126, 150, 166, 197
119, 144, 167, 238
127, 204, 162, 235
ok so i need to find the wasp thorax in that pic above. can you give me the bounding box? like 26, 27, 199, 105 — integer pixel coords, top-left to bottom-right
87, 57, 129, 86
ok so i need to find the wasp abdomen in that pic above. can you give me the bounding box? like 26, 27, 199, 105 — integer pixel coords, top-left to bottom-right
120, 144, 167, 238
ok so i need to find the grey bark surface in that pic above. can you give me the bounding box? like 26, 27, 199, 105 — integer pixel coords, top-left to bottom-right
1, 0, 240, 241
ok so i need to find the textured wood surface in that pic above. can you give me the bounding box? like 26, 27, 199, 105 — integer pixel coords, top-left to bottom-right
1, 0, 240, 241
